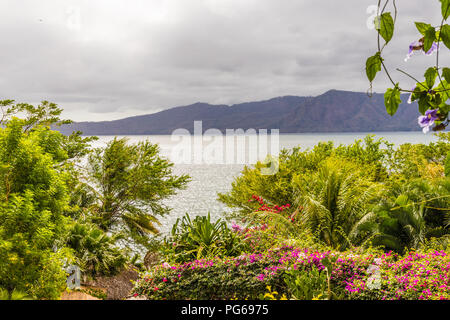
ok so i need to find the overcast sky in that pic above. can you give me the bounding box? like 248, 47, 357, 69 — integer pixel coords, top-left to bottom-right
0, 0, 448, 121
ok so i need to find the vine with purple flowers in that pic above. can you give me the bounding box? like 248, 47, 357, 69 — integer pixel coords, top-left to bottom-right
366, 0, 450, 133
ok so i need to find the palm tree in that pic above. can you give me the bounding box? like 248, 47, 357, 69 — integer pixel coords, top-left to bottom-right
66, 222, 127, 277
80, 138, 189, 249
365, 178, 450, 252
295, 158, 382, 250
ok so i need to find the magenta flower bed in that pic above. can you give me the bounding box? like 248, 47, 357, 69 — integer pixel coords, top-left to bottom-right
132, 246, 450, 300
346, 250, 450, 300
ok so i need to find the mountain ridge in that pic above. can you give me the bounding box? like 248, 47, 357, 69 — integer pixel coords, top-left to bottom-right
57, 90, 426, 135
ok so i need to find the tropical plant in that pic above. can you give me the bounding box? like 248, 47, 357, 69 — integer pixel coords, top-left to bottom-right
294, 158, 383, 250
362, 178, 450, 253
66, 222, 127, 277
134, 245, 450, 300
161, 213, 246, 263
0, 288, 32, 300
284, 265, 329, 300
81, 138, 190, 250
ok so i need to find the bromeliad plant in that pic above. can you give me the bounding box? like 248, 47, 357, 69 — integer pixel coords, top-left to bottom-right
366, 0, 450, 132
160, 213, 247, 263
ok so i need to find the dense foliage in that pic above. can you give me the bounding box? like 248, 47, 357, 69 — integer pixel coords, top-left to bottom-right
0, 117, 73, 299
0, 100, 188, 299
219, 134, 450, 254
135, 132, 449, 300
2, 0, 449, 302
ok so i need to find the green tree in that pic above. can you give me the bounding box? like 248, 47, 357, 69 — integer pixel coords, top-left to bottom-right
0, 101, 99, 298
0, 99, 71, 131
218, 142, 335, 218
0, 118, 73, 298
294, 158, 383, 250
219, 136, 391, 220
83, 138, 189, 249
388, 133, 450, 180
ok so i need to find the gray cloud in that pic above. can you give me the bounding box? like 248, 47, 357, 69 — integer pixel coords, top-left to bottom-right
0, 0, 448, 121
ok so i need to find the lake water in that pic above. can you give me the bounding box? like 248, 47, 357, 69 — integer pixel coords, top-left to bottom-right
91, 132, 440, 233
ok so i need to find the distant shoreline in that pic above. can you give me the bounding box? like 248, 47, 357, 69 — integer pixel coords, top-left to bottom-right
78, 130, 446, 137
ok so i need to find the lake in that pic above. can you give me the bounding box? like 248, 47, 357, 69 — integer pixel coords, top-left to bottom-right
91, 132, 440, 233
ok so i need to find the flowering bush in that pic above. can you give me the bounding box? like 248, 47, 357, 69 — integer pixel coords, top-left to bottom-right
133, 248, 290, 300
346, 250, 450, 300
132, 246, 449, 300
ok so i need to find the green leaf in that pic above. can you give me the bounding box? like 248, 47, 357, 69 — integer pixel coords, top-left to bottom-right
365, 53, 382, 82
415, 22, 432, 35
424, 67, 438, 89
441, 104, 450, 113
418, 96, 430, 114
441, 0, 450, 20
424, 27, 436, 52
409, 86, 423, 103
435, 79, 449, 93
384, 86, 402, 116
378, 13, 395, 43
440, 24, 450, 49
442, 67, 450, 83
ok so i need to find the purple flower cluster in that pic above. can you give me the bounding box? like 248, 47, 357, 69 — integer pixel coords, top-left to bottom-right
405, 40, 438, 62
418, 109, 439, 134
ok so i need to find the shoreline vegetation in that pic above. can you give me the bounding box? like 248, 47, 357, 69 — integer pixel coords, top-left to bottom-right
0, 100, 449, 300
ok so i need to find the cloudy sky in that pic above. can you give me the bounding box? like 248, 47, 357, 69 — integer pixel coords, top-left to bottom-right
0, 0, 448, 121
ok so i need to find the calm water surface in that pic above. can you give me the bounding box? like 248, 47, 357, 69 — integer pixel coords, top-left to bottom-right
91, 132, 440, 233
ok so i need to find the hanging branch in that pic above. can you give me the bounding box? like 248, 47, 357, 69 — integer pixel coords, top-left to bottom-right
366, 0, 450, 132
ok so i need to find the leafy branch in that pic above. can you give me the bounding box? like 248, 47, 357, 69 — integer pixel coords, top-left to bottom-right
366, 0, 450, 132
